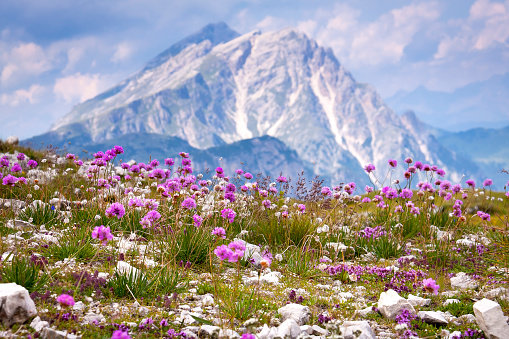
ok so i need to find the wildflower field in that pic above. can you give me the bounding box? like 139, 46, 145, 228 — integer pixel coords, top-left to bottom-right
0, 139, 508, 339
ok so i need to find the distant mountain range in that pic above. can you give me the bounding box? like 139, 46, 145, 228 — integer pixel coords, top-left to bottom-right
386, 73, 509, 131
24, 23, 508, 188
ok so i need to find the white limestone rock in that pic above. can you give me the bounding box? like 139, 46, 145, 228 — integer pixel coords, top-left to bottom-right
473, 298, 509, 339
417, 311, 449, 325
277, 319, 302, 338
407, 294, 431, 307
0, 283, 37, 327
341, 321, 376, 339
278, 303, 311, 325
377, 289, 415, 320
450, 272, 478, 290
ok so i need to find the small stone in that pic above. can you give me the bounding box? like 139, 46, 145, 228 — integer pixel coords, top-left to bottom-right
201, 294, 214, 306
199, 325, 220, 337
30, 316, 49, 331
356, 306, 375, 318
450, 272, 478, 290
278, 303, 311, 325
73, 301, 85, 311
41, 327, 81, 339
473, 298, 509, 339
377, 289, 415, 320
341, 321, 376, 339
0, 283, 37, 327
277, 319, 302, 339
407, 294, 431, 307
417, 311, 448, 325
82, 312, 105, 324
310, 325, 328, 336
139, 306, 150, 316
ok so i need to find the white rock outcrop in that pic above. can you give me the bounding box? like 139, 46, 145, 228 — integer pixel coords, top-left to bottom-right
0, 283, 37, 327
377, 289, 415, 320
450, 272, 478, 290
473, 298, 509, 339
341, 321, 376, 339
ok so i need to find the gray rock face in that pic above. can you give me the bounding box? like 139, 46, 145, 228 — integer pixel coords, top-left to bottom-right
0, 283, 37, 327
278, 303, 311, 325
473, 298, 509, 339
417, 311, 449, 325
377, 289, 416, 320
277, 319, 302, 339
450, 272, 479, 290
30, 316, 49, 331
341, 321, 376, 339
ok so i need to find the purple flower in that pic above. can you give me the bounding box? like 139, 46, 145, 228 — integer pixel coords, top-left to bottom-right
276, 176, 288, 183
181, 197, 197, 210
221, 208, 236, 223
440, 180, 451, 190
56, 294, 75, 307
423, 164, 431, 171
211, 227, 226, 239
422, 278, 439, 295
415, 161, 423, 170
399, 188, 413, 199
235, 169, 244, 175
361, 197, 371, 203
321, 186, 332, 196
240, 334, 256, 339
388, 159, 397, 168
2, 174, 18, 186
192, 214, 203, 227
179, 152, 189, 158
297, 204, 306, 213
27, 159, 38, 168
437, 169, 445, 177
363, 164, 375, 173
17, 153, 26, 161
215, 167, 224, 174
92, 225, 113, 245
214, 245, 232, 261
164, 158, 175, 167
244, 172, 253, 180
465, 179, 475, 188
477, 211, 491, 221
66, 153, 75, 160
0, 156, 9, 168
11, 163, 22, 172
105, 202, 125, 219
483, 178, 493, 187
111, 330, 131, 339
394, 205, 403, 213
404, 157, 413, 164
506, 192, 509, 199
143, 210, 161, 222
365, 185, 374, 193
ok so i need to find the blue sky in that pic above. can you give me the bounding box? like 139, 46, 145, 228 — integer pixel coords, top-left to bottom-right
1, 0, 509, 139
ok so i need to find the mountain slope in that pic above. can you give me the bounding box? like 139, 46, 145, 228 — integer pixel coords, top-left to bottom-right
30, 23, 482, 185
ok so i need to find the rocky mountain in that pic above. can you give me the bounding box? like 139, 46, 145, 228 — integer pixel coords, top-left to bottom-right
27, 22, 483, 186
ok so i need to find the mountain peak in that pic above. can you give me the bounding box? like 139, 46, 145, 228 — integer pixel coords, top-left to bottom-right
144, 22, 240, 70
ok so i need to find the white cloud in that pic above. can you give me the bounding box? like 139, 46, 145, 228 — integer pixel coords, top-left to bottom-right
0, 84, 45, 106
53, 73, 112, 103
435, 0, 509, 58
1, 42, 52, 84
111, 42, 133, 63
314, 2, 441, 66
255, 16, 291, 32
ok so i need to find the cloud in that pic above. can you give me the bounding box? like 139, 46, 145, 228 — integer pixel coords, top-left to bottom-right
255, 16, 291, 32
111, 42, 133, 63
435, 0, 509, 58
53, 73, 113, 103
1, 42, 52, 84
0, 84, 45, 106
314, 2, 441, 66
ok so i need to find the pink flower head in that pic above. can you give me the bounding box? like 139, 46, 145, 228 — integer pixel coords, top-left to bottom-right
388, 159, 397, 168
297, 204, 306, 213
235, 169, 244, 175
276, 176, 288, 183
477, 211, 491, 221
164, 158, 175, 167
2, 174, 18, 186
404, 157, 413, 164
211, 227, 226, 239
192, 214, 203, 227
17, 153, 26, 161
483, 178, 493, 187
363, 164, 375, 173
179, 152, 189, 158
181, 197, 196, 210
221, 208, 236, 223
66, 153, 75, 160
422, 278, 439, 295
27, 159, 38, 168
244, 172, 253, 180
105, 202, 125, 219
262, 199, 271, 209
111, 330, 132, 339
11, 163, 22, 172
214, 245, 232, 261
56, 293, 75, 307
505, 192, 509, 199
92, 225, 113, 245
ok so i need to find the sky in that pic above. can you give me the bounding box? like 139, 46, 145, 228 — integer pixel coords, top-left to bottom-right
1, 0, 509, 139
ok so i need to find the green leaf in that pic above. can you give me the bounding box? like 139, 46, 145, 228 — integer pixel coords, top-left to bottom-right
190, 314, 214, 326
